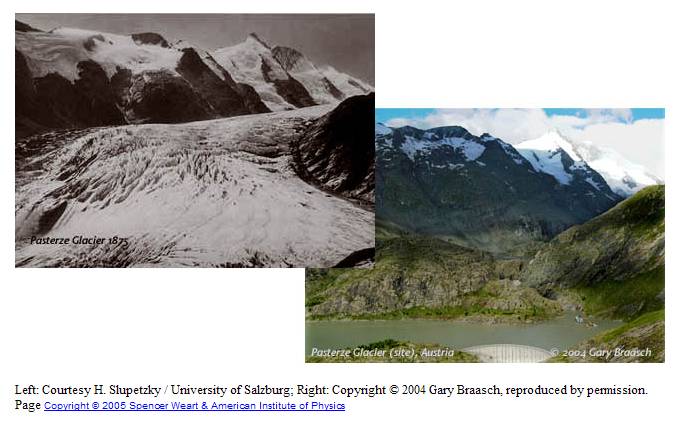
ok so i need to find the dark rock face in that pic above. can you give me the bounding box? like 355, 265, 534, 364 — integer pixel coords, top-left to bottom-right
16, 50, 44, 138
293, 93, 375, 205
176, 48, 251, 117
271, 46, 304, 71
200, 54, 270, 114
321, 77, 345, 100
82, 34, 106, 51
260, 57, 316, 108
17, 53, 125, 138
376, 126, 621, 255
125, 71, 213, 123
235, 83, 270, 114
15, 20, 41, 32
131, 32, 170, 48
16, 53, 270, 137
72, 60, 126, 126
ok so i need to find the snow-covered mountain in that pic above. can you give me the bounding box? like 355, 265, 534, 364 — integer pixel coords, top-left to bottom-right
212, 34, 371, 111
515, 131, 614, 195
375, 125, 620, 255
570, 140, 662, 197
16, 98, 375, 267
516, 130, 661, 197
15, 20, 372, 138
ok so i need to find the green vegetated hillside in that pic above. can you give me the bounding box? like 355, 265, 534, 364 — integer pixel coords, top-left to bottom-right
306, 222, 562, 322
523, 185, 666, 362
547, 310, 664, 363
522, 185, 665, 320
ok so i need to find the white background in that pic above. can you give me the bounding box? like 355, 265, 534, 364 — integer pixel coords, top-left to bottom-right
3, 0, 678, 419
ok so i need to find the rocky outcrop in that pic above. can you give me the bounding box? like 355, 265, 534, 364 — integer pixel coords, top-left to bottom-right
175, 48, 251, 117
306, 230, 562, 320
17, 53, 125, 138
306, 234, 494, 316
271, 46, 306, 72
124, 70, 214, 123
15, 20, 41, 32
199, 54, 270, 114
260, 57, 316, 108
131, 32, 169, 48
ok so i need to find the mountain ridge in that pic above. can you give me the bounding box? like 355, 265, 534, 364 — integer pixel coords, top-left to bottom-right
15, 20, 372, 138
376, 124, 621, 255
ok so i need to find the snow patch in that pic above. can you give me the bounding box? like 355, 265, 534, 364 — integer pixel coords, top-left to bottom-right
375, 123, 392, 135
400, 134, 485, 162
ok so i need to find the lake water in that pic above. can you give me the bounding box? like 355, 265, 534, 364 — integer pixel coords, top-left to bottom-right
305, 313, 622, 355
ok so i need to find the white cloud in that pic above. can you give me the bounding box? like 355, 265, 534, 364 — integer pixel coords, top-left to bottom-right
383, 109, 664, 178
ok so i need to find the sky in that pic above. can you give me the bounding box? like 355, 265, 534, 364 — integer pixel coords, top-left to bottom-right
376, 108, 665, 178
16, 13, 375, 85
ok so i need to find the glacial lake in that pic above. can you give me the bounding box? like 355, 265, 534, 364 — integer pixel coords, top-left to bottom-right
305, 313, 622, 355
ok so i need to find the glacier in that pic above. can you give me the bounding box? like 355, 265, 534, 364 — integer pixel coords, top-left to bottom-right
15, 106, 374, 267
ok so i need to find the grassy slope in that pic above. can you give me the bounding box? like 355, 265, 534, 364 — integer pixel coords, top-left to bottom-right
522, 185, 665, 320
548, 310, 664, 363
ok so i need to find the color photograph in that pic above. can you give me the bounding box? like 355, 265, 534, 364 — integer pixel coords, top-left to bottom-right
306, 108, 665, 363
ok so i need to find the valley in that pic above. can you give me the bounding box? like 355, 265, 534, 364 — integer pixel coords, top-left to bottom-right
305, 121, 665, 363
15, 19, 375, 268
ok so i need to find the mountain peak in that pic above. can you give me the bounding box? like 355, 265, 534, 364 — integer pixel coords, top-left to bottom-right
375, 122, 392, 135
246, 32, 271, 49
518, 130, 582, 162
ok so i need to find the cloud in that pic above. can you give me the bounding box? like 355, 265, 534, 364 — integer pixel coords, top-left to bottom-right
383, 109, 664, 178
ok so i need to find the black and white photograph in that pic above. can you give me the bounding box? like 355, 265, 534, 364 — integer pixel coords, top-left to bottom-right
15, 13, 375, 268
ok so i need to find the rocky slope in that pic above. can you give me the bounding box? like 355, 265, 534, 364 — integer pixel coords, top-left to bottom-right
376, 124, 621, 256
292, 93, 375, 205
306, 224, 562, 320
272, 46, 344, 103
521, 185, 665, 319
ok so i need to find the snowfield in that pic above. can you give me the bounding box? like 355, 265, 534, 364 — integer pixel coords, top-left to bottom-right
16, 27, 183, 82
15, 105, 374, 267
212, 35, 294, 111
516, 130, 661, 195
